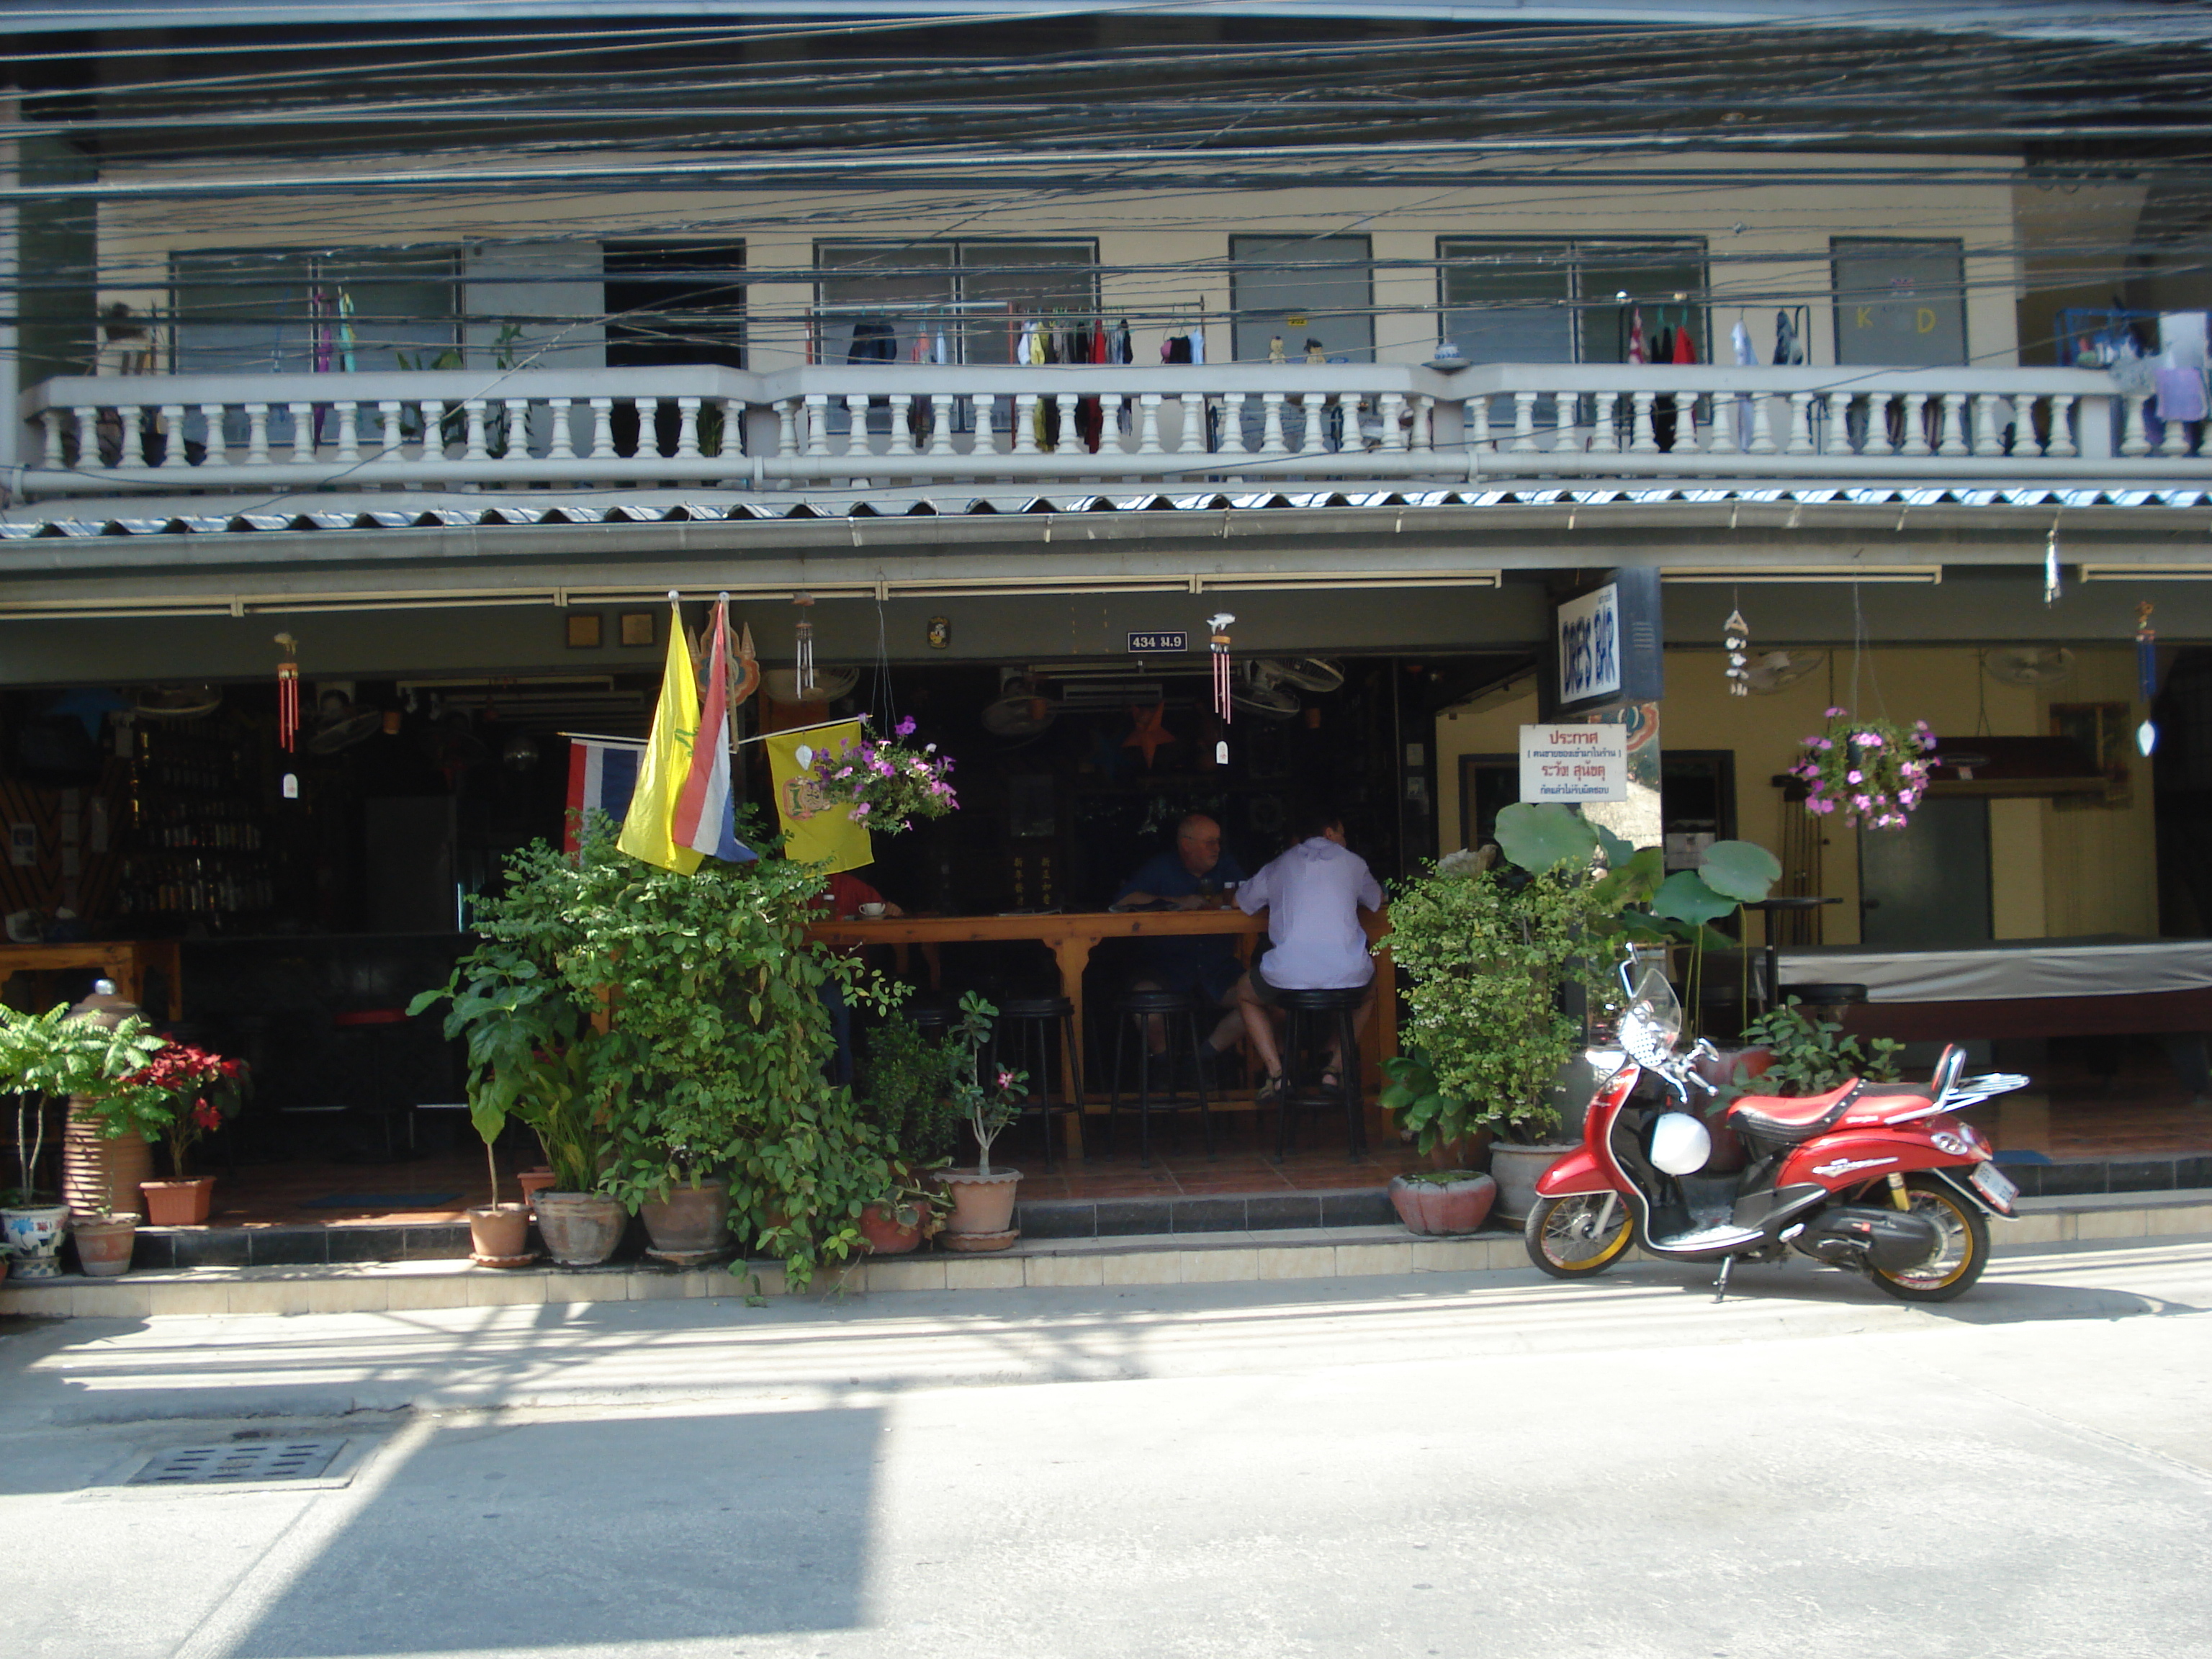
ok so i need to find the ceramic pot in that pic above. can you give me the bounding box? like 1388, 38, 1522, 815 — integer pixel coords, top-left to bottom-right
1487, 1143, 1579, 1228
1388, 1172, 1498, 1236
858, 1202, 924, 1255
2, 1205, 71, 1279
639, 1177, 732, 1265
533, 1191, 625, 1267
61, 1105, 154, 1218
71, 1213, 139, 1277
467, 1203, 535, 1267
937, 1168, 1020, 1250
140, 1177, 215, 1226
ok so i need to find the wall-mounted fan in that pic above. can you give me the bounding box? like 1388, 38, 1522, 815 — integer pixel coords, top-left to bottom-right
981, 674, 1058, 739
762, 667, 858, 703
1259, 657, 1345, 695
307, 711, 384, 753
1741, 650, 1825, 695
1231, 660, 1303, 721
1984, 647, 2075, 687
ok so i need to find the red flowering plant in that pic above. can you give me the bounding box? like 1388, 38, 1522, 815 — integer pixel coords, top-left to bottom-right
1789, 709, 1937, 831
807, 715, 958, 835
117, 1042, 250, 1180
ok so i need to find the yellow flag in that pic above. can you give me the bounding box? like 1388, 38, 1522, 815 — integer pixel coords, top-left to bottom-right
765, 721, 873, 874
616, 603, 704, 873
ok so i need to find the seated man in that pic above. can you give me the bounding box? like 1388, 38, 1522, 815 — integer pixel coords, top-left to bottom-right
1231, 811, 1385, 1101
812, 864, 905, 1088
1111, 812, 1249, 1068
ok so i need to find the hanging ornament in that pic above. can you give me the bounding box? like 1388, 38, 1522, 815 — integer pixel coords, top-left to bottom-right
1722, 608, 1750, 697
2137, 601, 2159, 756
732, 621, 760, 708
1123, 703, 1177, 769
274, 632, 300, 752
792, 592, 816, 696
1207, 612, 1236, 765
2045, 522, 2062, 608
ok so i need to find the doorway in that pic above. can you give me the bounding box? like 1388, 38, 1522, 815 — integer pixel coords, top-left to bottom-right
1858, 796, 1992, 945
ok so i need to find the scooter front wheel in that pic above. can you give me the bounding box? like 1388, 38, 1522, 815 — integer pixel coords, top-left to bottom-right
1868, 1176, 1990, 1303
1524, 1193, 1634, 1279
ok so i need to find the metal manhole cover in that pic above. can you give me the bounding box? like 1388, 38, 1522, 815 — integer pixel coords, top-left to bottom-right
130, 1437, 348, 1485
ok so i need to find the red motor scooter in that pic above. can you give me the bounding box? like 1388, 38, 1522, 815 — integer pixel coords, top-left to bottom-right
1525, 958, 2028, 1301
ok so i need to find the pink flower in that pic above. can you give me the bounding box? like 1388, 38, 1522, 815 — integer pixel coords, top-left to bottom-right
896, 716, 917, 737
1845, 770, 1863, 784
1826, 707, 1847, 718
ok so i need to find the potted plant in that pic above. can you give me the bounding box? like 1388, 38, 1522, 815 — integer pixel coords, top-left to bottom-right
853, 1017, 960, 1252
1386, 1168, 1499, 1236
125, 1041, 250, 1226
935, 993, 1027, 1251
0, 1002, 165, 1276
69, 1197, 140, 1277
459, 1082, 534, 1269
1383, 803, 1779, 1226
1731, 998, 1906, 1097
1789, 709, 1937, 830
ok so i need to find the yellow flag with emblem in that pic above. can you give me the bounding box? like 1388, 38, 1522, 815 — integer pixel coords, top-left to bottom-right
616, 601, 704, 874
765, 721, 873, 874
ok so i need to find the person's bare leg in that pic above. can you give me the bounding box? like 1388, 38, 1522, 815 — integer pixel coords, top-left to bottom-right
1321, 981, 1377, 1080
1205, 999, 1246, 1054
1235, 974, 1283, 1081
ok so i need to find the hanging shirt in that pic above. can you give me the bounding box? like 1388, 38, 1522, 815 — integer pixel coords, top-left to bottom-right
2156, 364, 2207, 423
1236, 837, 1383, 992
1732, 320, 1755, 367
1190, 325, 1205, 365
1672, 324, 1697, 364
1627, 309, 1647, 364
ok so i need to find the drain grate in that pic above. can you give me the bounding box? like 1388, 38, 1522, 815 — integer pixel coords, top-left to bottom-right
130, 1437, 349, 1486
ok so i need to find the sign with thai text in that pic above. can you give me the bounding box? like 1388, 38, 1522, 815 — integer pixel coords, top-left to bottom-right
1127, 631, 1188, 652
1519, 724, 1628, 803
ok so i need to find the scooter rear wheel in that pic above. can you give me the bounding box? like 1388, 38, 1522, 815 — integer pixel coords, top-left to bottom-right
1524, 1193, 1634, 1279
1868, 1176, 1990, 1303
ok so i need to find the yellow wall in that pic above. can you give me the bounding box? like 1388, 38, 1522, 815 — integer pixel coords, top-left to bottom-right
1435, 644, 2157, 944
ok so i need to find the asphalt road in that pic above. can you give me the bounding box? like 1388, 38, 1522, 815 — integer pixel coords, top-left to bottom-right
4, 1237, 2211, 1659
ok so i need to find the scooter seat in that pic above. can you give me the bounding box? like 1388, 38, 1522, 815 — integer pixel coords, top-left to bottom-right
1728, 1079, 1863, 1142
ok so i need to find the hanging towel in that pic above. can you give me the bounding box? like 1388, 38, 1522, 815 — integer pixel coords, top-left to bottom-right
1672, 323, 1696, 364
1732, 319, 1755, 367
1773, 310, 1802, 366
1627, 308, 1647, 364
1190, 325, 1205, 366
2156, 364, 2207, 423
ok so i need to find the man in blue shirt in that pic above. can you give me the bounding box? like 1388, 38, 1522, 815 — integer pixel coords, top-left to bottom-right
1112, 813, 1249, 1068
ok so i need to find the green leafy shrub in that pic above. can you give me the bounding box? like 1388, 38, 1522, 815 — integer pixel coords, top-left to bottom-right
1734, 999, 1904, 1098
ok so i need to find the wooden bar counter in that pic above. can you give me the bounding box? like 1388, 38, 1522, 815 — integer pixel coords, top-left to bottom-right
806, 907, 1397, 1141
0, 939, 183, 1019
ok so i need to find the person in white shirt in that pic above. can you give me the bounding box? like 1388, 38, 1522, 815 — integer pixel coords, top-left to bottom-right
1231, 811, 1385, 1101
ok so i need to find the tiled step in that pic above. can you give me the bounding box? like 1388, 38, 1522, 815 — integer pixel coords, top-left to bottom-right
9, 1190, 2210, 1321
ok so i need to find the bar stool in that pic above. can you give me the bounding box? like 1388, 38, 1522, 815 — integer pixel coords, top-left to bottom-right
1272, 986, 1368, 1159
1109, 989, 1213, 1166
991, 995, 1082, 1167
332, 1007, 415, 1160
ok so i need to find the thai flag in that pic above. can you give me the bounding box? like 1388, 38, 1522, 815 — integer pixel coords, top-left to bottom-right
670, 597, 756, 864
566, 739, 641, 852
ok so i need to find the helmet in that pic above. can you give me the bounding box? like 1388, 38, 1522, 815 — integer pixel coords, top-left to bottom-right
1648, 1112, 1712, 1177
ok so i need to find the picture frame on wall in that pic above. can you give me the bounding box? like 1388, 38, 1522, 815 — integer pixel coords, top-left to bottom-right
565, 612, 603, 649
620, 611, 657, 647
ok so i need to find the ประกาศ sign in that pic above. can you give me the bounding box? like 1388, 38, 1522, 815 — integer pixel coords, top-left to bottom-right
1519, 723, 1628, 803
1127, 631, 1189, 652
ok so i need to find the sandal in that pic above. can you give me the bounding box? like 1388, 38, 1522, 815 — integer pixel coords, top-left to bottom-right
1256, 1072, 1287, 1105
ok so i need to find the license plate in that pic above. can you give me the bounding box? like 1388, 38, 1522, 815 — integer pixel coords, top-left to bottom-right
1968, 1161, 2018, 1213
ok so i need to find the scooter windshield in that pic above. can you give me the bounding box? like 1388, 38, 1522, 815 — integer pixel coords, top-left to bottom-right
1619, 960, 1682, 1067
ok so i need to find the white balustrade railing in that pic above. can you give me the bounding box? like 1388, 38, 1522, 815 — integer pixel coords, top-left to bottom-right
13, 361, 2195, 500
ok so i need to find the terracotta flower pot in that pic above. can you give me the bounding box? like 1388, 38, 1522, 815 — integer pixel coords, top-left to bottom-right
858, 1202, 924, 1255
2, 1205, 71, 1280
1486, 1143, 1578, 1228
71, 1213, 140, 1277
515, 1168, 557, 1209
639, 1177, 732, 1265
140, 1177, 215, 1226
61, 1105, 154, 1218
533, 1191, 626, 1267
467, 1203, 535, 1267
936, 1167, 1020, 1251
1388, 1173, 1498, 1236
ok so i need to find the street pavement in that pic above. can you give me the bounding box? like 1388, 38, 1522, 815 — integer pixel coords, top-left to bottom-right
4, 1236, 2210, 1659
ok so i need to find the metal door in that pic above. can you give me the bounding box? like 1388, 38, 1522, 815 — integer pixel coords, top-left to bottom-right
1857, 796, 1992, 945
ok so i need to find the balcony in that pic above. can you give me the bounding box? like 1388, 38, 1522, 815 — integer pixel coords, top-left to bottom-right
13, 361, 2204, 513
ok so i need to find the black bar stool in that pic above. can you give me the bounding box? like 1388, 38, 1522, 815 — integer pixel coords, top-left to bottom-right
991, 995, 1082, 1167
333, 1006, 416, 1160
1272, 986, 1367, 1160
1109, 989, 1214, 1166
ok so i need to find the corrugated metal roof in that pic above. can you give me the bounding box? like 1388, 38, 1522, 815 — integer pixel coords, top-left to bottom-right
1, 482, 2206, 541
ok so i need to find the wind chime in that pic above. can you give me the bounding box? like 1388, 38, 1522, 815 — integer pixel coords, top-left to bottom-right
1723, 608, 1750, 696
2138, 601, 2159, 756
1207, 612, 1236, 765
792, 592, 817, 697
2046, 521, 2063, 608
274, 632, 300, 752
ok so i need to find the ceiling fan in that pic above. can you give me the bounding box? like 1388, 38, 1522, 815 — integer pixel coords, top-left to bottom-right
981, 673, 1058, 739
1984, 647, 2075, 687
1741, 649, 1825, 695
131, 684, 222, 719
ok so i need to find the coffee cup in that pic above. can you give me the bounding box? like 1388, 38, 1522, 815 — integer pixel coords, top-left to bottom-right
858, 902, 887, 918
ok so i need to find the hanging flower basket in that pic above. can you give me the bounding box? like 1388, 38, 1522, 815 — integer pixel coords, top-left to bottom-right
1789, 709, 1936, 830
807, 716, 958, 835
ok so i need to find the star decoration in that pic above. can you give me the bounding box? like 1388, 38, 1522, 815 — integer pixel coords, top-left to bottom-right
1123, 703, 1177, 769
